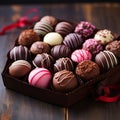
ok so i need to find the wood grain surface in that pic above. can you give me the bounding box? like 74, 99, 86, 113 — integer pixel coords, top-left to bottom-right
0, 3, 120, 120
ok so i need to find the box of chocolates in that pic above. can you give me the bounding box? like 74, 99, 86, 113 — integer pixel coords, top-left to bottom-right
2, 16, 120, 106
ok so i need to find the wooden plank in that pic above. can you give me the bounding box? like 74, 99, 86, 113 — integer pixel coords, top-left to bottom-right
69, 3, 120, 120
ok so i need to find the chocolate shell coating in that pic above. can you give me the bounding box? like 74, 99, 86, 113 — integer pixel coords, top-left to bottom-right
63, 33, 83, 50
52, 70, 78, 92
76, 60, 100, 80
95, 50, 118, 71
51, 45, 71, 59
55, 22, 74, 37
105, 40, 120, 58
34, 21, 53, 36
30, 41, 50, 55
40, 15, 58, 26
33, 53, 54, 70
18, 29, 40, 47
9, 45, 31, 61
54, 57, 74, 73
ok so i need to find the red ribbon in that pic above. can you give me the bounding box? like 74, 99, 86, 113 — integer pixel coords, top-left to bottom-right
0, 8, 39, 35
96, 84, 120, 102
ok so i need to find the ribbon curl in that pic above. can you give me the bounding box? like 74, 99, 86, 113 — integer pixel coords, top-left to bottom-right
0, 8, 39, 35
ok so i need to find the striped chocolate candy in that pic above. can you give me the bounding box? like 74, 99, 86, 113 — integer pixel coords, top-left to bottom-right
33, 21, 53, 36
55, 22, 74, 37
95, 50, 118, 71
9, 45, 31, 61
63, 33, 83, 50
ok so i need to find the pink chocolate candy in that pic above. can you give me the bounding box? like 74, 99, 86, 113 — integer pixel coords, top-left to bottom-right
28, 68, 52, 89
71, 49, 92, 63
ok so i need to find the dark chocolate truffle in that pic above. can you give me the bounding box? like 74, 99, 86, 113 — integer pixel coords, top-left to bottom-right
9, 45, 31, 61
33, 53, 54, 70
76, 60, 100, 80
55, 22, 74, 37
52, 70, 78, 92
33, 21, 53, 36
54, 57, 74, 73
95, 50, 118, 71
63, 33, 83, 50
30, 41, 50, 55
40, 15, 58, 26
105, 40, 120, 57
18, 29, 40, 47
51, 45, 71, 59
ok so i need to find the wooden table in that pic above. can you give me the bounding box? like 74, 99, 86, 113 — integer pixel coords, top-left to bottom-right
0, 3, 120, 120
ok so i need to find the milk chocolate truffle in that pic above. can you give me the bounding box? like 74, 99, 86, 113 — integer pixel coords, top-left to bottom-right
76, 60, 100, 80
40, 15, 57, 26
52, 70, 78, 92
63, 33, 83, 50
34, 21, 53, 36
9, 45, 31, 61
18, 29, 40, 47
74, 21, 95, 38
9, 60, 31, 77
54, 57, 74, 73
30, 41, 50, 55
105, 40, 120, 57
95, 50, 118, 71
82, 38, 103, 56
33, 53, 54, 70
55, 22, 74, 37
51, 45, 71, 59
44, 32, 63, 46
94, 29, 115, 45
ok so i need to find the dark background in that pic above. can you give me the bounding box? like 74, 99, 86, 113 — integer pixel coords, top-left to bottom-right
0, 0, 119, 4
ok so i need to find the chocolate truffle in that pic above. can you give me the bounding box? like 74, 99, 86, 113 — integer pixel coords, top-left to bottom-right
18, 29, 40, 47
55, 22, 74, 37
71, 49, 92, 63
51, 45, 71, 59
44, 32, 63, 46
94, 29, 115, 45
9, 60, 31, 77
52, 70, 78, 92
95, 50, 118, 71
33, 53, 54, 70
40, 15, 57, 26
82, 38, 103, 56
9, 45, 31, 61
105, 40, 120, 57
75, 60, 100, 80
30, 41, 50, 55
74, 21, 95, 38
63, 33, 83, 50
54, 57, 74, 73
33, 21, 53, 36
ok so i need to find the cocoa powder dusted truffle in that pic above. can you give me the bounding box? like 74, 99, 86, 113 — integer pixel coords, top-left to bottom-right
94, 29, 115, 45
95, 50, 118, 71
18, 29, 40, 47
51, 45, 71, 59
9, 45, 31, 61
105, 40, 120, 58
52, 70, 78, 92
76, 60, 100, 80
74, 21, 95, 38
55, 21, 74, 37
34, 21, 53, 36
30, 41, 50, 55
40, 15, 58, 26
54, 57, 74, 73
63, 33, 83, 50
33, 53, 54, 70
82, 38, 103, 56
